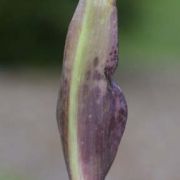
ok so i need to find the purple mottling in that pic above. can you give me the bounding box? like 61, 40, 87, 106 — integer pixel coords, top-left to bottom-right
78, 79, 128, 180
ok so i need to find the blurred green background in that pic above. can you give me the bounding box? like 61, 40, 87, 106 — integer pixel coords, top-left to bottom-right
0, 0, 179, 69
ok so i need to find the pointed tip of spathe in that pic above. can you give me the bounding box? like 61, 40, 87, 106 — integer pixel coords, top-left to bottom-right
102, 0, 117, 6
85, 0, 117, 6
109, 0, 117, 5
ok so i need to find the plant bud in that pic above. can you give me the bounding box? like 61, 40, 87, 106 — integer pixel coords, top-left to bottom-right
57, 0, 128, 179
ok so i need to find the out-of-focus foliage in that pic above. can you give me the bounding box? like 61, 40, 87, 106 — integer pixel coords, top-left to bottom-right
120, 0, 180, 66
0, 0, 179, 68
0, 0, 76, 68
